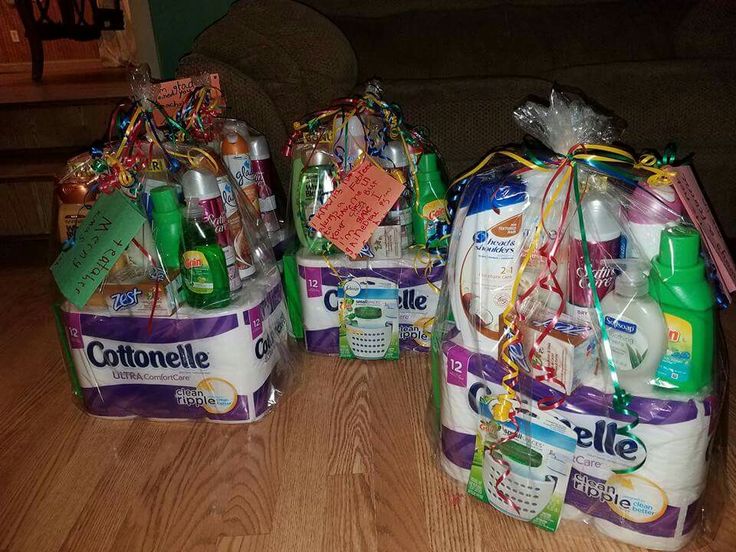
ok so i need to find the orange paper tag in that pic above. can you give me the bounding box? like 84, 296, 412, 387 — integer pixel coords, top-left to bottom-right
671, 165, 735, 301
309, 159, 404, 258
153, 74, 221, 125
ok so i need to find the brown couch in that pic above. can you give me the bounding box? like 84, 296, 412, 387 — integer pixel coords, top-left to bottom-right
178, 0, 736, 237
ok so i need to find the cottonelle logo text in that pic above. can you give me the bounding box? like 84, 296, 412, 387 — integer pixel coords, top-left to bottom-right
86, 342, 210, 369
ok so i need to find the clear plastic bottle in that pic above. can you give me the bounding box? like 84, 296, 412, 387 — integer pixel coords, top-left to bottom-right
380, 141, 414, 249
181, 201, 231, 310
292, 148, 336, 254
600, 259, 667, 394
566, 190, 620, 324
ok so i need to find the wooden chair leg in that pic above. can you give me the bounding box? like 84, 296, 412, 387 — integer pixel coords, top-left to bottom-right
30, 36, 44, 82
14, 0, 45, 81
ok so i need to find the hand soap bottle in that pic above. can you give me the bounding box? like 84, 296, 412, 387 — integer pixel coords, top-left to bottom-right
292, 148, 336, 255
600, 259, 667, 393
649, 225, 715, 394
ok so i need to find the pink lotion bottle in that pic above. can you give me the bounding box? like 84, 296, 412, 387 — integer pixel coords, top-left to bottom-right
566, 190, 621, 325
248, 136, 282, 234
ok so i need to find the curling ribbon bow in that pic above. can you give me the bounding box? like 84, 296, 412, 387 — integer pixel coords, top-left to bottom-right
174, 85, 224, 143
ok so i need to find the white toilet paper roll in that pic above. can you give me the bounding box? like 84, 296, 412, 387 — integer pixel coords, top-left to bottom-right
569, 398, 711, 550
439, 337, 514, 484
593, 516, 697, 552
562, 504, 591, 523
440, 454, 471, 484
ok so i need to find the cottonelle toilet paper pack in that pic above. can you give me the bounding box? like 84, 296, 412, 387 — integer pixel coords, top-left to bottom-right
297, 248, 444, 354
60, 273, 288, 422
440, 335, 714, 550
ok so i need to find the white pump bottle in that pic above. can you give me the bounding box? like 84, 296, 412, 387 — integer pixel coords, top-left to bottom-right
599, 259, 667, 394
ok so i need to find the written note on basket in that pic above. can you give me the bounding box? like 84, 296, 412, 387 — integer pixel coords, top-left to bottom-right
153, 73, 221, 125
51, 191, 146, 309
309, 159, 404, 258
672, 165, 736, 301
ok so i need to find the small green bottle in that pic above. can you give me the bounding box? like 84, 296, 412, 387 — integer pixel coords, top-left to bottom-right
181, 201, 231, 309
649, 225, 715, 394
150, 186, 183, 271
412, 153, 448, 248
292, 148, 336, 255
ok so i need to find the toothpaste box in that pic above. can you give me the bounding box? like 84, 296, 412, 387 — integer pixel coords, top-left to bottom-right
59, 273, 288, 422
296, 248, 444, 354
520, 315, 598, 394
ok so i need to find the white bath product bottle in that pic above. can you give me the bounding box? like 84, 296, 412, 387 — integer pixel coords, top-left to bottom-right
623, 183, 683, 260
451, 178, 530, 356
566, 190, 620, 325
600, 259, 667, 393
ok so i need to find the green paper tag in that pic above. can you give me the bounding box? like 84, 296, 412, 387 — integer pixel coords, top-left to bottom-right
51, 191, 145, 308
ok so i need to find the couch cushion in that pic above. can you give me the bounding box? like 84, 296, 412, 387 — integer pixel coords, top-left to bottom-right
382, 60, 736, 236
192, 0, 357, 124
329, 1, 697, 80
382, 77, 552, 176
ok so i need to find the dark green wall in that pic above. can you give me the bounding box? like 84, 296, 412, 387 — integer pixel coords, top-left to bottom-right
148, 0, 236, 78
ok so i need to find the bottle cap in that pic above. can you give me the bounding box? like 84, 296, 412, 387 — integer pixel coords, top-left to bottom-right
379, 141, 408, 169
658, 224, 701, 269
181, 167, 221, 201
626, 183, 683, 225
571, 191, 620, 242
305, 149, 333, 168
418, 152, 440, 174
150, 186, 180, 213
221, 132, 248, 155
601, 258, 650, 296
249, 136, 271, 161
184, 198, 205, 219
222, 119, 250, 140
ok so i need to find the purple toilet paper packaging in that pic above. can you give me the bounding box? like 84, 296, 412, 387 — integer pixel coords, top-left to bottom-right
296, 249, 444, 354
60, 274, 288, 422
439, 335, 714, 550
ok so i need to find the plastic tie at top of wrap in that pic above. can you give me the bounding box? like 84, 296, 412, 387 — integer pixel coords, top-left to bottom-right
513, 88, 625, 157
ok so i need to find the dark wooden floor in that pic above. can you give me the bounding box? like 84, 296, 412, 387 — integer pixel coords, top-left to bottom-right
0, 266, 734, 551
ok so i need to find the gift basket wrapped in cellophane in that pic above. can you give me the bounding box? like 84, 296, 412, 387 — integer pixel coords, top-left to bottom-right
281, 81, 451, 359
50, 67, 294, 423
431, 89, 732, 550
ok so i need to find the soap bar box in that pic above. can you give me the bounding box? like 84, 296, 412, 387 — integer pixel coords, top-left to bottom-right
520, 315, 598, 394
85, 266, 182, 316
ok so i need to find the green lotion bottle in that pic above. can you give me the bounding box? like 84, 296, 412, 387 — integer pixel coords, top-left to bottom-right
649, 225, 715, 394
181, 201, 231, 309
293, 148, 336, 254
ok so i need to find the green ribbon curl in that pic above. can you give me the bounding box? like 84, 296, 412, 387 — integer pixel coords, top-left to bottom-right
571, 164, 647, 475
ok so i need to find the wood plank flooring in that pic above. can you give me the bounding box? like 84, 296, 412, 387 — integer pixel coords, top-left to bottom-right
1, 266, 734, 551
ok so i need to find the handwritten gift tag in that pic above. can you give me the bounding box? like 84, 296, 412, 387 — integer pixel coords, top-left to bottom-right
671, 165, 736, 301
309, 159, 405, 258
153, 73, 221, 125
51, 191, 146, 308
